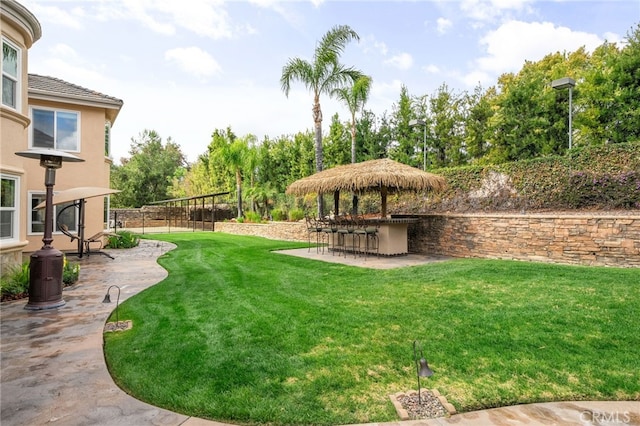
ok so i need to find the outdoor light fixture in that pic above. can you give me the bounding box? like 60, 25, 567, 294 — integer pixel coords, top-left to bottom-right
551, 77, 576, 150
15, 148, 84, 310
102, 285, 121, 326
409, 119, 427, 171
413, 340, 434, 404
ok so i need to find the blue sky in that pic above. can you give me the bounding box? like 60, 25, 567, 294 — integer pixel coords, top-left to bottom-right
24, 0, 639, 164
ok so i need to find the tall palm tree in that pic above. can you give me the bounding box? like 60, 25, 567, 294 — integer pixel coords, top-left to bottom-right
333, 75, 372, 214
280, 24, 362, 216
333, 75, 372, 164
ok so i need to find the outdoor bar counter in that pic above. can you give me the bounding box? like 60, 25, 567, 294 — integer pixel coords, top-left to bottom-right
364, 217, 419, 256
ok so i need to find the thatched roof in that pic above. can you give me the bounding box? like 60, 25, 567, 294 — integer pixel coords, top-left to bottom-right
286, 158, 446, 195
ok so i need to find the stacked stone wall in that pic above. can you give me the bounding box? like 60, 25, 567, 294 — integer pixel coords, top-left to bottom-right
214, 221, 308, 243
214, 213, 640, 268
408, 213, 639, 267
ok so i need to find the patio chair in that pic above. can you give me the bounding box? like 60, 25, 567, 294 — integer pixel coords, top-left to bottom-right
58, 223, 80, 244
336, 215, 357, 258
84, 230, 119, 259
305, 215, 323, 253
321, 217, 339, 255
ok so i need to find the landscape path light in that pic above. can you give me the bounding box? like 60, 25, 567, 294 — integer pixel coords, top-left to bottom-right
413, 340, 434, 404
102, 285, 121, 327
15, 148, 84, 310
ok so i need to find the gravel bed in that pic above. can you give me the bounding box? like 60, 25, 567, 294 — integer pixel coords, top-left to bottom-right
397, 390, 448, 420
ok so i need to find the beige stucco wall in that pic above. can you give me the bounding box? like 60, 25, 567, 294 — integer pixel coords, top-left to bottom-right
22, 99, 113, 253
1, 0, 40, 269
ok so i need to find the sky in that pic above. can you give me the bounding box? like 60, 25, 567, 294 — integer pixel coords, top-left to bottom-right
23, 0, 639, 164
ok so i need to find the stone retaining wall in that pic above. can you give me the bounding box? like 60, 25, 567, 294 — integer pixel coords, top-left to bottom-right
214, 221, 309, 243
408, 213, 640, 268
214, 213, 640, 268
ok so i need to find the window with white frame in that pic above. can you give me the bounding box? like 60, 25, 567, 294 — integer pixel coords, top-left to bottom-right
1, 175, 19, 241
29, 193, 77, 234
31, 107, 80, 151
2, 39, 20, 109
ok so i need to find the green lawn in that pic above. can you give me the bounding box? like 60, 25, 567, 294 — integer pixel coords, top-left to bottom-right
103, 232, 640, 425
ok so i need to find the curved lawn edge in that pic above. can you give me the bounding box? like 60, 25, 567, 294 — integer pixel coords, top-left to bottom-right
103, 232, 640, 426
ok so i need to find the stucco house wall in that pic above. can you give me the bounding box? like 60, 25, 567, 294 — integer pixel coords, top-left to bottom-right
1, 0, 41, 270
1, 0, 123, 269
23, 83, 123, 253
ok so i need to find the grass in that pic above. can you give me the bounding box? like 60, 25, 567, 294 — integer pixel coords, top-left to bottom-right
103, 232, 640, 425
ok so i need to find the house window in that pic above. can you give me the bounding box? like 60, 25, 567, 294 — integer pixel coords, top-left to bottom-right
29, 193, 77, 234
2, 39, 20, 109
31, 108, 80, 151
0, 175, 19, 241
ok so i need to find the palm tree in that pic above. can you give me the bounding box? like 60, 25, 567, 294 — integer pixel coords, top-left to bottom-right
333, 75, 372, 164
280, 24, 362, 216
333, 75, 372, 214
212, 135, 255, 219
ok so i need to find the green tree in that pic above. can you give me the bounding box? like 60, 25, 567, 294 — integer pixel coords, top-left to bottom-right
280, 24, 362, 216
427, 84, 467, 167
210, 133, 255, 219
356, 110, 386, 161
389, 85, 419, 167
605, 24, 640, 143
111, 130, 186, 207
324, 113, 350, 168
464, 85, 495, 162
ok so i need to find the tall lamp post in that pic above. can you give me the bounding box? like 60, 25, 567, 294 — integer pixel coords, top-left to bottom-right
551, 77, 576, 150
409, 119, 427, 170
15, 148, 84, 310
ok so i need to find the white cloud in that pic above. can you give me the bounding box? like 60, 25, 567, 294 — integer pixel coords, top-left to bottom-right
384, 53, 413, 70
120, 0, 175, 35
361, 35, 389, 56
423, 64, 441, 74
164, 47, 222, 79
461, 70, 492, 88
603, 31, 626, 47
23, 2, 84, 29
474, 20, 603, 75
460, 0, 534, 24
152, 0, 234, 39
436, 17, 453, 35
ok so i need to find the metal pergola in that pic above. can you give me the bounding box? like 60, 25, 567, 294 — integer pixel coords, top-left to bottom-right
148, 191, 231, 232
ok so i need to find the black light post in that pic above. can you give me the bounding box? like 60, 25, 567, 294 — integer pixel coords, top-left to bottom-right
15, 148, 84, 310
413, 340, 434, 404
551, 77, 576, 150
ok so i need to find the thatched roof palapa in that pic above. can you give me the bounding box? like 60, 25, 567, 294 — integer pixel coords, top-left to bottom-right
286, 158, 446, 217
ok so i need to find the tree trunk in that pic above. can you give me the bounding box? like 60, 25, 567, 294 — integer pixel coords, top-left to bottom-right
313, 96, 324, 217
236, 169, 243, 219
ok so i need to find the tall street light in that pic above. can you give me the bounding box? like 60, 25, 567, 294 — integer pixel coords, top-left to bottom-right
15, 148, 84, 310
409, 119, 427, 170
551, 77, 576, 150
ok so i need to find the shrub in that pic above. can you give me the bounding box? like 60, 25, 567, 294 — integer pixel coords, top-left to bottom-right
63, 256, 80, 285
244, 211, 262, 223
288, 208, 305, 221
271, 208, 287, 221
566, 170, 640, 209
0, 256, 79, 301
107, 231, 140, 249
419, 141, 640, 212
0, 262, 29, 301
